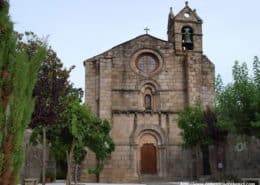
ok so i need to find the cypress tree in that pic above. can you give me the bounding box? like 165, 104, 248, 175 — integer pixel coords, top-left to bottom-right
0, 1, 46, 184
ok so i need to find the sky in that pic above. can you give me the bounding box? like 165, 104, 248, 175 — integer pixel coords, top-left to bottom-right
9, 0, 260, 90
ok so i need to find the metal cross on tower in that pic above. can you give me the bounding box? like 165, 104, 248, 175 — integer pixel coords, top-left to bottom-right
144, 27, 150, 34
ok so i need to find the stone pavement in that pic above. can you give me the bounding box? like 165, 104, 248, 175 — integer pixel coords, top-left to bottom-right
39, 182, 182, 185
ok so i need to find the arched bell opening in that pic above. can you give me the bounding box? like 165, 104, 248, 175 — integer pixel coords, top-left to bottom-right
182, 26, 194, 50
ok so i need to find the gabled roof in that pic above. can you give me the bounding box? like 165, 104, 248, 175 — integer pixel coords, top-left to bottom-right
111, 34, 167, 50
174, 2, 202, 23
83, 34, 168, 64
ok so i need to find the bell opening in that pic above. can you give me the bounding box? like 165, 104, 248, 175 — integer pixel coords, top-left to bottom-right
182, 26, 194, 50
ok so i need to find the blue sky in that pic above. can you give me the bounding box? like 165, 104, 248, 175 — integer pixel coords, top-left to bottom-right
9, 0, 260, 89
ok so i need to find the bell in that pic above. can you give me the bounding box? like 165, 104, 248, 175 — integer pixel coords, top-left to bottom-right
183, 28, 192, 44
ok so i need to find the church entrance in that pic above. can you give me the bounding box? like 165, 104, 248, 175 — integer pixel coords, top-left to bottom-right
141, 143, 157, 174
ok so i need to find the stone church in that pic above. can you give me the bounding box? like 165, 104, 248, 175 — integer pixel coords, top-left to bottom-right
82, 2, 217, 182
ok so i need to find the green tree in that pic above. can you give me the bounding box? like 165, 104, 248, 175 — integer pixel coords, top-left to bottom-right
29, 45, 74, 185
178, 105, 208, 148
31, 89, 114, 185
215, 74, 224, 104
178, 105, 227, 178
253, 56, 260, 88
0, 1, 46, 185
178, 104, 209, 179
86, 117, 115, 182
217, 57, 260, 138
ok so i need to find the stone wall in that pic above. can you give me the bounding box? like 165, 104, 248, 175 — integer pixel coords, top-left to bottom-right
85, 35, 213, 112
22, 130, 55, 181
82, 33, 215, 182
201, 55, 215, 107
224, 137, 260, 178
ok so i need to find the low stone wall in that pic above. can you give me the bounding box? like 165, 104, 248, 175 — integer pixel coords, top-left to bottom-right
22, 129, 56, 182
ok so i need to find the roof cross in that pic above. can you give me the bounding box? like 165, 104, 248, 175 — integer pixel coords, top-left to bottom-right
144, 27, 150, 34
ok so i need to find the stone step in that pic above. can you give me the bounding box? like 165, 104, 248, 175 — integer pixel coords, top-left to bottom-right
139, 175, 168, 183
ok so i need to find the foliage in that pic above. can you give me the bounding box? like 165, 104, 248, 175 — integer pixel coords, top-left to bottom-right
26, 38, 77, 184
216, 57, 260, 138
48, 94, 92, 162
87, 118, 115, 175
45, 171, 55, 182
27, 26, 114, 183
177, 104, 227, 148
215, 74, 224, 103
31, 87, 114, 184
30, 44, 75, 128
40, 171, 55, 182
47, 93, 114, 185
177, 104, 209, 148
178, 104, 227, 176
0, 1, 46, 184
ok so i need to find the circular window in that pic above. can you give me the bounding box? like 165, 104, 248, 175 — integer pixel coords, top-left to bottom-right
135, 53, 159, 74
184, 12, 190, 18
235, 142, 246, 152
130, 49, 163, 77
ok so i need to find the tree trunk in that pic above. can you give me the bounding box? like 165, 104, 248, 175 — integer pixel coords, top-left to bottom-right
96, 159, 100, 182
42, 127, 46, 185
66, 141, 75, 185
0, 69, 13, 185
0, 0, 5, 9
191, 147, 198, 181
66, 152, 71, 185
96, 173, 100, 183
74, 164, 78, 185
201, 144, 211, 175
0, 136, 13, 185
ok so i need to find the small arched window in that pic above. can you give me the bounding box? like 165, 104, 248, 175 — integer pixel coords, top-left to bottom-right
144, 94, 152, 110
182, 26, 194, 50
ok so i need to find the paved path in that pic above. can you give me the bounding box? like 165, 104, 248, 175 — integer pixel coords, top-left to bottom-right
40, 182, 182, 185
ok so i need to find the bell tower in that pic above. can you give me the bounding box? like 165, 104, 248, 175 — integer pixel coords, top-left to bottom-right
167, 2, 203, 53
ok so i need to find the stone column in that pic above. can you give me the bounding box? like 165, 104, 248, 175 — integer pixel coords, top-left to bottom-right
99, 56, 112, 122
185, 53, 202, 106
85, 61, 98, 112
158, 145, 167, 178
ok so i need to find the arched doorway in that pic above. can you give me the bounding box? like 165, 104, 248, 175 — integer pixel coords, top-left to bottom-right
132, 125, 166, 178
139, 133, 158, 175
141, 143, 157, 174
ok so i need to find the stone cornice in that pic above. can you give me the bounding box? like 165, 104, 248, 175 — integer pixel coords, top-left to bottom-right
112, 88, 186, 92
112, 109, 179, 115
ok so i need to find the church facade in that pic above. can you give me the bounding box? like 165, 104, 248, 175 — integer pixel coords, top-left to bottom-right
82, 3, 215, 182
